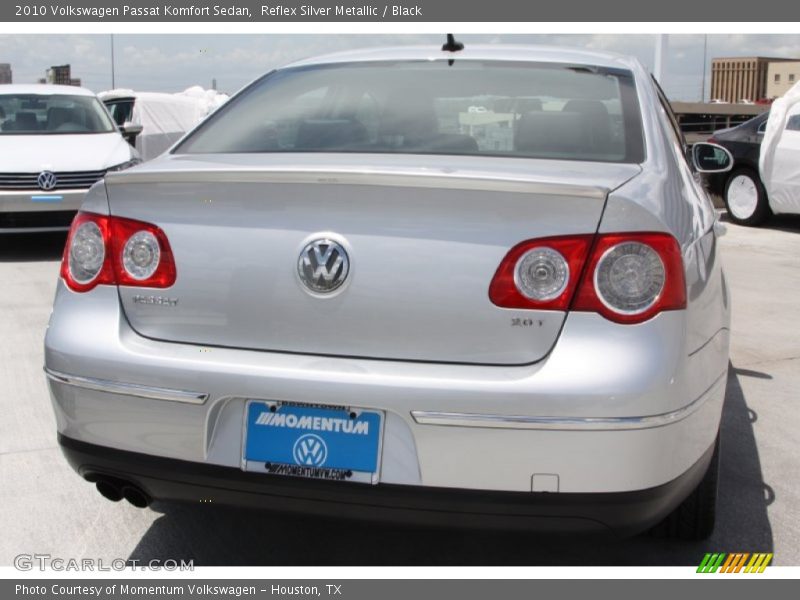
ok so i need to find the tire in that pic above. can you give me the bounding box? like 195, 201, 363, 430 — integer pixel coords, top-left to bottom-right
723, 168, 771, 226
649, 433, 720, 541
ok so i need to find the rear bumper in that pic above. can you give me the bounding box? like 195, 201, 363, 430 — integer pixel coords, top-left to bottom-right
45, 284, 729, 496
58, 433, 716, 537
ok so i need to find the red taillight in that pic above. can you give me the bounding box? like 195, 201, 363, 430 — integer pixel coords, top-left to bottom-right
111, 216, 176, 288
572, 232, 686, 324
488, 235, 594, 310
60, 212, 115, 293
61, 211, 176, 292
489, 232, 686, 324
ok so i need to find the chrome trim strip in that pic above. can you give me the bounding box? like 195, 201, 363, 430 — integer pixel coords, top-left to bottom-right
44, 368, 208, 405
411, 374, 725, 431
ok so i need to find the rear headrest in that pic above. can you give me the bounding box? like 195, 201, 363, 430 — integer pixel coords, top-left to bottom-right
378, 100, 438, 139
294, 119, 368, 150
515, 98, 543, 113
561, 100, 612, 148
13, 111, 39, 130
46, 107, 75, 130
562, 100, 609, 116
514, 111, 592, 156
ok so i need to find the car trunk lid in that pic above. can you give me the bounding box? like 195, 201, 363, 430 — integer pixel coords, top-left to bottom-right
107, 154, 640, 365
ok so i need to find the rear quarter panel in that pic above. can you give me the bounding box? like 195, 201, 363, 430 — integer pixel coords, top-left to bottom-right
600, 69, 730, 414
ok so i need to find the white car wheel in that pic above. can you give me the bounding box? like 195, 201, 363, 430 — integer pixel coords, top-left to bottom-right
727, 174, 758, 220
723, 168, 770, 226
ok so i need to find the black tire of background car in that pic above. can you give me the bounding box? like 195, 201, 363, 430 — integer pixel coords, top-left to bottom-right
723, 167, 772, 227
648, 432, 719, 541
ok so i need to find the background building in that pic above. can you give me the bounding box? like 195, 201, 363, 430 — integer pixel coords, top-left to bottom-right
766, 61, 800, 98
710, 57, 799, 103
0, 63, 11, 84
45, 64, 81, 86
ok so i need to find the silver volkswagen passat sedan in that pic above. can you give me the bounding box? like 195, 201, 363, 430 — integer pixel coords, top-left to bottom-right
45, 44, 733, 539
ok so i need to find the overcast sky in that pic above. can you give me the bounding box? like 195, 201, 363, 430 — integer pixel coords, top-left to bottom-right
1, 33, 800, 101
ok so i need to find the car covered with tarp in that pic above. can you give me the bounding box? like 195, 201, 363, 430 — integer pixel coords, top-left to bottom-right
759, 80, 800, 223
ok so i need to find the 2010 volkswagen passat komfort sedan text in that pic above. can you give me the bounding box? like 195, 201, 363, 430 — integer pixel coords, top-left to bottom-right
45, 45, 733, 539
0, 85, 140, 232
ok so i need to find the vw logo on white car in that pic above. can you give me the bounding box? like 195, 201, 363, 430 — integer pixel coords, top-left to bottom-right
37, 171, 58, 191
292, 434, 328, 467
297, 238, 349, 294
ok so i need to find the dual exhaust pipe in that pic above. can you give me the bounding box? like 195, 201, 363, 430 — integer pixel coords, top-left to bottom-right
93, 476, 151, 508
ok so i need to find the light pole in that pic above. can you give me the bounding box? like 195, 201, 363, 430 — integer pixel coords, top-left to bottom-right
110, 34, 116, 89
701, 34, 708, 102
654, 34, 668, 85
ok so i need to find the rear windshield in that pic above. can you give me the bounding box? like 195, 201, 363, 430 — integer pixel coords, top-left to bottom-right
176, 60, 645, 163
0, 94, 116, 135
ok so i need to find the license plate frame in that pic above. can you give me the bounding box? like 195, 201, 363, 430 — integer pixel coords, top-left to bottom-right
242, 401, 384, 484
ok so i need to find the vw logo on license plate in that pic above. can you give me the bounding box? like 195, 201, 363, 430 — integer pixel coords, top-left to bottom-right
292, 433, 328, 467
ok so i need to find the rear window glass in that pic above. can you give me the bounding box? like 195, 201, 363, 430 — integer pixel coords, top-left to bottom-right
0, 94, 116, 135
176, 60, 645, 163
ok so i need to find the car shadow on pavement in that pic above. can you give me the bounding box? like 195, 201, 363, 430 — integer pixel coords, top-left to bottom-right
764, 214, 800, 233
718, 210, 800, 233
0, 232, 67, 262
127, 366, 773, 566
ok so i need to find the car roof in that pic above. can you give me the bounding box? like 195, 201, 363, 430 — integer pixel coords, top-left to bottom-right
733, 111, 769, 129
0, 84, 98, 97
98, 89, 137, 101
282, 44, 639, 72
99, 90, 200, 105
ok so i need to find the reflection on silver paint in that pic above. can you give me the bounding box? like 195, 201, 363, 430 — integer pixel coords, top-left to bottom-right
44, 367, 208, 404
411, 372, 724, 431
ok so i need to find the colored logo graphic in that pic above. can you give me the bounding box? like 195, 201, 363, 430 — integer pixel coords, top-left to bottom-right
697, 553, 773, 573
292, 433, 328, 467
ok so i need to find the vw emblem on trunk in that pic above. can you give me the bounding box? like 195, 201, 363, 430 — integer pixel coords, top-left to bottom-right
298, 238, 349, 294
37, 171, 58, 191
293, 434, 328, 467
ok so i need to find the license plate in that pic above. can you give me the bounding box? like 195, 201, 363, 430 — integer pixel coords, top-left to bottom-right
243, 401, 383, 484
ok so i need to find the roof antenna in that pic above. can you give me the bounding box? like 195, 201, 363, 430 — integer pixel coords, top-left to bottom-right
441, 34, 464, 66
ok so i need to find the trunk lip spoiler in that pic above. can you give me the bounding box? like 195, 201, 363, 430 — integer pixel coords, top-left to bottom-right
105, 166, 631, 199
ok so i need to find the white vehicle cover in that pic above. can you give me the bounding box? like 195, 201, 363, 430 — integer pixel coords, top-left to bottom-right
99, 87, 228, 161
759, 81, 800, 215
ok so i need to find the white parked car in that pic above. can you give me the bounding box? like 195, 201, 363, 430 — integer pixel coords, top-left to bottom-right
0, 85, 139, 232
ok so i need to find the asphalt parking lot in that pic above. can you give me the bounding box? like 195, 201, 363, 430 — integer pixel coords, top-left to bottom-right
1, 214, 798, 567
